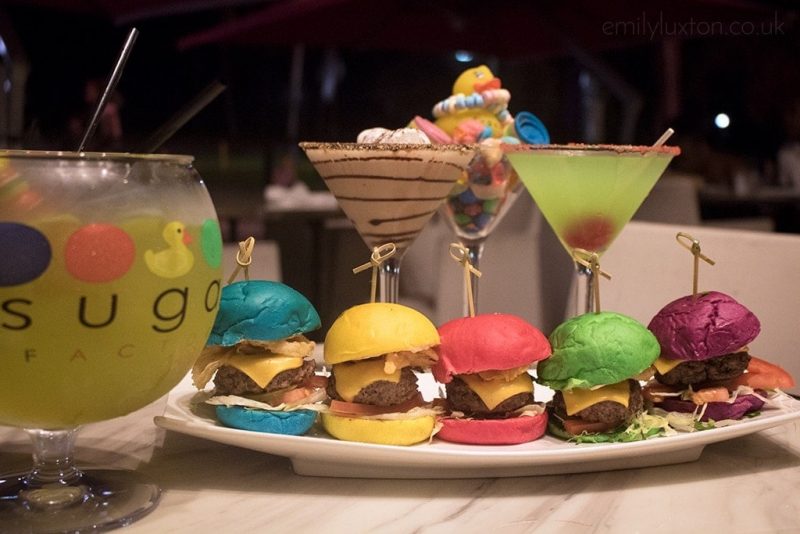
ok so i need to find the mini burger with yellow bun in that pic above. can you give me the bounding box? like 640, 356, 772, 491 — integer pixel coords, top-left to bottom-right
192, 280, 325, 435
432, 313, 551, 445
537, 312, 666, 442
322, 302, 440, 446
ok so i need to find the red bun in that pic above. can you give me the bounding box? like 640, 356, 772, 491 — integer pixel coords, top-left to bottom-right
436, 412, 548, 445
433, 313, 551, 383
647, 291, 760, 361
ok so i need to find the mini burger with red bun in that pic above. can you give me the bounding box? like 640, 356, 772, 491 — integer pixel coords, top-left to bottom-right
322, 302, 441, 446
432, 313, 551, 445
646, 291, 794, 426
536, 312, 666, 442
192, 280, 326, 436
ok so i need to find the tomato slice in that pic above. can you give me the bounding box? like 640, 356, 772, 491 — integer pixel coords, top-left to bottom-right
562, 417, 618, 436
330, 393, 425, 416
691, 386, 729, 405
728, 356, 795, 390
279, 387, 315, 404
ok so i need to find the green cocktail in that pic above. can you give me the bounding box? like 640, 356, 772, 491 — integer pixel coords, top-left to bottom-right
505, 144, 679, 314
0, 150, 222, 531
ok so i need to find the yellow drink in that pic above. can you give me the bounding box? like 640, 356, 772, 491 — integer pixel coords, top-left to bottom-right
0, 153, 222, 429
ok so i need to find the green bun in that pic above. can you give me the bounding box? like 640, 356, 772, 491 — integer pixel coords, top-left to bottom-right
207, 280, 321, 346
537, 312, 659, 391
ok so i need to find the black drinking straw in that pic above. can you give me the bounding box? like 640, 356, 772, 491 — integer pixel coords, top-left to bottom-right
77, 28, 139, 152
139, 80, 226, 153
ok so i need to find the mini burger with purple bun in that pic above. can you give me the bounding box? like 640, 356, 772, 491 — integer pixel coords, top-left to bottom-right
645, 291, 794, 423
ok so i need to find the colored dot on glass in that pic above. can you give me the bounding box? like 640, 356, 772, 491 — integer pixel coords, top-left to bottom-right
200, 219, 222, 269
0, 223, 51, 286
65, 224, 136, 283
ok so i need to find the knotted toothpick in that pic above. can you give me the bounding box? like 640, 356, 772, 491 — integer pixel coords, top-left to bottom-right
353, 243, 397, 303
227, 236, 255, 284
572, 248, 611, 314
449, 242, 482, 317
675, 232, 715, 299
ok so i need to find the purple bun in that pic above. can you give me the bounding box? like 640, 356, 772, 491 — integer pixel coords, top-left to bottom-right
647, 291, 760, 361
658, 393, 765, 421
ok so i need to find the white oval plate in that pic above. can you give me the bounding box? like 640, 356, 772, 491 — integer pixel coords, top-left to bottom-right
155, 374, 800, 479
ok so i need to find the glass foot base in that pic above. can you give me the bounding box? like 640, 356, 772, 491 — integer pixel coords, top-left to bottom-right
0, 469, 160, 533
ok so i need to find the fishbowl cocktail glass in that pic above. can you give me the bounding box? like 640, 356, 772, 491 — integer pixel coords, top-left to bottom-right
0, 150, 222, 531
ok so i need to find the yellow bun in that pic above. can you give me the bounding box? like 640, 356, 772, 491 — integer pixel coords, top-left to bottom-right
321, 413, 435, 446
324, 303, 439, 365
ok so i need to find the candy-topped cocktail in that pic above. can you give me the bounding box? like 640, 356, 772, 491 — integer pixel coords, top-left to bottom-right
0, 150, 222, 531
300, 134, 475, 303
505, 144, 679, 314
415, 65, 550, 315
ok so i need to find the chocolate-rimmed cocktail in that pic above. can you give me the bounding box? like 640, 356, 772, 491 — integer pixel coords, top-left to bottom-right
300, 142, 475, 303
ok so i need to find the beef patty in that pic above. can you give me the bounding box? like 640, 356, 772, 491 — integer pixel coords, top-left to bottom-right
327, 366, 419, 406
552, 379, 643, 426
214, 358, 315, 396
445, 375, 534, 417
657, 351, 751, 386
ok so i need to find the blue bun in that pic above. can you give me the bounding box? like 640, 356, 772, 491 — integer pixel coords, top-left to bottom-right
215, 406, 317, 435
208, 280, 321, 346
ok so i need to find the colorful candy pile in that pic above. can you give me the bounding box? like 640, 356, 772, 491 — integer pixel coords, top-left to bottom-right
411, 66, 549, 238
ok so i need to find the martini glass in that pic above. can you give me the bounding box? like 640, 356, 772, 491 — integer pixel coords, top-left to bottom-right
299, 142, 475, 303
0, 150, 222, 531
440, 149, 523, 315
504, 144, 679, 315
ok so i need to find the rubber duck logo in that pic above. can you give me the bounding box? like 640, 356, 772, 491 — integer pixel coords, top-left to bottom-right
144, 221, 194, 278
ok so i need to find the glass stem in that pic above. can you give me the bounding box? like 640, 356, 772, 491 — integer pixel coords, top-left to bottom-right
24, 428, 83, 488
378, 256, 401, 304
574, 262, 595, 316
463, 241, 485, 317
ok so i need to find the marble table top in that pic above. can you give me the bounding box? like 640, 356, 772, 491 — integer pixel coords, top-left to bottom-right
2, 389, 800, 533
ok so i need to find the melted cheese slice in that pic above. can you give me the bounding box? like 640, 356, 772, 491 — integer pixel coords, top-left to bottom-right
562, 381, 630, 416
224, 354, 303, 389
460, 373, 533, 411
652, 356, 684, 375
333, 359, 401, 402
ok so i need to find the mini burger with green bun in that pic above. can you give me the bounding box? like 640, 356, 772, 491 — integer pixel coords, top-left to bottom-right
322, 302, 441, 446
432, 313, 551, 445
192, 280, 325, 435
536, 311, 666, 442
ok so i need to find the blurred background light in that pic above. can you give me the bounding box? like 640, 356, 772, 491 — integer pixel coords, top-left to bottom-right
454, 50, 474, 63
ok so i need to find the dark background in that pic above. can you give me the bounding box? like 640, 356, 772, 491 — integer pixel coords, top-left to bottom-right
4, 0, 799, 191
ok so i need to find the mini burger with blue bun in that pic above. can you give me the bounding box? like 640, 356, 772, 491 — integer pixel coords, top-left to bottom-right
192, 280, 326, 435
